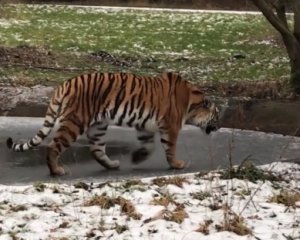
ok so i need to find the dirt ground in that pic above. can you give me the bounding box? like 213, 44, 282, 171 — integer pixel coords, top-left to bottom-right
2, 0, 257, 11
0, 45, 298, 115
0, 45, 299, 136
0, 45, 295, 98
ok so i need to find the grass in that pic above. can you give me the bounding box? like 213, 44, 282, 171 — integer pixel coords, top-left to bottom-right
152, 176, 189, 187
164, 204, 188, 224
196, 219, 213, 235
151, 193, 177, 207
269, 190, 300, 208
85, 194, 141, 220
10, 205, 27, 212
216, 213, 252, 236
190, 191, 212, 201
33, 182, 46, 192
0, 4, 290, 87
220, 159, 281, 183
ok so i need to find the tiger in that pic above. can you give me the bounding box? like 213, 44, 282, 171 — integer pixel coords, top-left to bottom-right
7, 72, 219, 176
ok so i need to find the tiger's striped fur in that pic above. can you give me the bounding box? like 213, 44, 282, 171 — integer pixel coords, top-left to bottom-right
7, 72, 219, 176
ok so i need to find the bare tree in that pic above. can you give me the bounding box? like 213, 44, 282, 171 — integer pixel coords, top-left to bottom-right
251, 0, 300, 94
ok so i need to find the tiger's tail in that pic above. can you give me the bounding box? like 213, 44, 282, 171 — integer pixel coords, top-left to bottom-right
6, 81, 70, 152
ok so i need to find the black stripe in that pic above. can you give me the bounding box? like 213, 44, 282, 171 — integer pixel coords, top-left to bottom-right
136, 91, 143, 109
167, 74, 173, 96
121, 72, 128, 81
61, 114, 84, 135
149, 78, 154, 108
57, 126, 77, 141
44, 120, 54, 128
189, 103, 202, 112
111, 81, 126, 119
156, 77, 164, 92
141, 112, 151, 129
47, 105, 56, 116
56, 142, 62, 152
94, 73, 105, 118
46, 112, 55, 119
37, 130, 47, 139
130, 76, 136, 94
128, 94, 137, 116
138, 102, 145, 119
102, 101, 111, 118
117, 101, 129, 126
54, 136, 70, 148
97, 125, 108, 131
138, 134, 153, 142
74, 76, 79, 94
175, 74, 181, 83
135, 124, 142, 131
29, 139, 38, 147
86, 74, 92, 119
160, 138, 173, 146
93, 132, 106, 137
64, 79, 72, 98
75, 77, 82, 116
96, 142, 105, 146
101, 74, 116, 106
89, 137, 100, 143
127, 113, 136, 127
81, 75, 87, 119
91, 149, 103, 155
91, 73, 98, 103
143, 77, 148, 97
173, 79, 180, 121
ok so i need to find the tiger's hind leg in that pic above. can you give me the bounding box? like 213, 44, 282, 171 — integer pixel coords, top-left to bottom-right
132, 130, 155, 164
87, 122, 120, 169
47, 120, 80, 176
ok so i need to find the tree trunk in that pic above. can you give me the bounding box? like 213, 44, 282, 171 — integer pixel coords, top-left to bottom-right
252, 0, 300, 94
290, 54, 300, 94
280, 33, 300, 94
291, 0, 300, 93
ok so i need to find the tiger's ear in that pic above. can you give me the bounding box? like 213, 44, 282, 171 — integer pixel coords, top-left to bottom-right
189, 84, 204, 94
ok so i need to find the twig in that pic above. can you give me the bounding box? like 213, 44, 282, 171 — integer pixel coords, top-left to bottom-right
238, 181, 265, 217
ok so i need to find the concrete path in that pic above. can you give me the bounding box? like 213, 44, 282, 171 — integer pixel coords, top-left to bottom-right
0, 117, 299, 185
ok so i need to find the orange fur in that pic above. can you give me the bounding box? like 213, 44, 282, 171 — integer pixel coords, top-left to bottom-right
7, 72, 219, 176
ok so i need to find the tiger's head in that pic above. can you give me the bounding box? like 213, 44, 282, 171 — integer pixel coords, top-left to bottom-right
185, 84, 220, 134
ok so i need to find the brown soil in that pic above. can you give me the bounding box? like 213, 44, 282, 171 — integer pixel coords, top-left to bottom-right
0, 45, 56, 67
1, 45, 299, 137
1, 0, 257, 11
0, 45, 297, 99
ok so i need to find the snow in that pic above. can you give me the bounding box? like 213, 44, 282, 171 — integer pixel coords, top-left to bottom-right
0, 162, 299, 239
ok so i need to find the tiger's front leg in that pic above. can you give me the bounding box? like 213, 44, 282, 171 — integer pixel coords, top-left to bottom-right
87, 122, 120, 169
159, 126, 185, 169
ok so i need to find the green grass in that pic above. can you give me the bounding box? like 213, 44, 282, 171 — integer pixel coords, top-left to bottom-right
0, 4, 290, 86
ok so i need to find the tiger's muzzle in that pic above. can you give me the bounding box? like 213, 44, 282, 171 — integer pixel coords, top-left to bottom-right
204, 105, 220, 135
205, 123, 219, 134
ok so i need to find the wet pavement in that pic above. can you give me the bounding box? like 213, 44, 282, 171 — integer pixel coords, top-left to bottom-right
0, 117, 299, 185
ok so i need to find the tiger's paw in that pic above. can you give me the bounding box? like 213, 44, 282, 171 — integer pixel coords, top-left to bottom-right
106, 160, 120, 170
50, 166, 66, 177
169, 159, 185, 169
132, 148, 149, 164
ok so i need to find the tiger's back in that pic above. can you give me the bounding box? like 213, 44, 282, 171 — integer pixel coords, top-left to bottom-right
7, 72, 219, 176
61, 72, 189, 130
